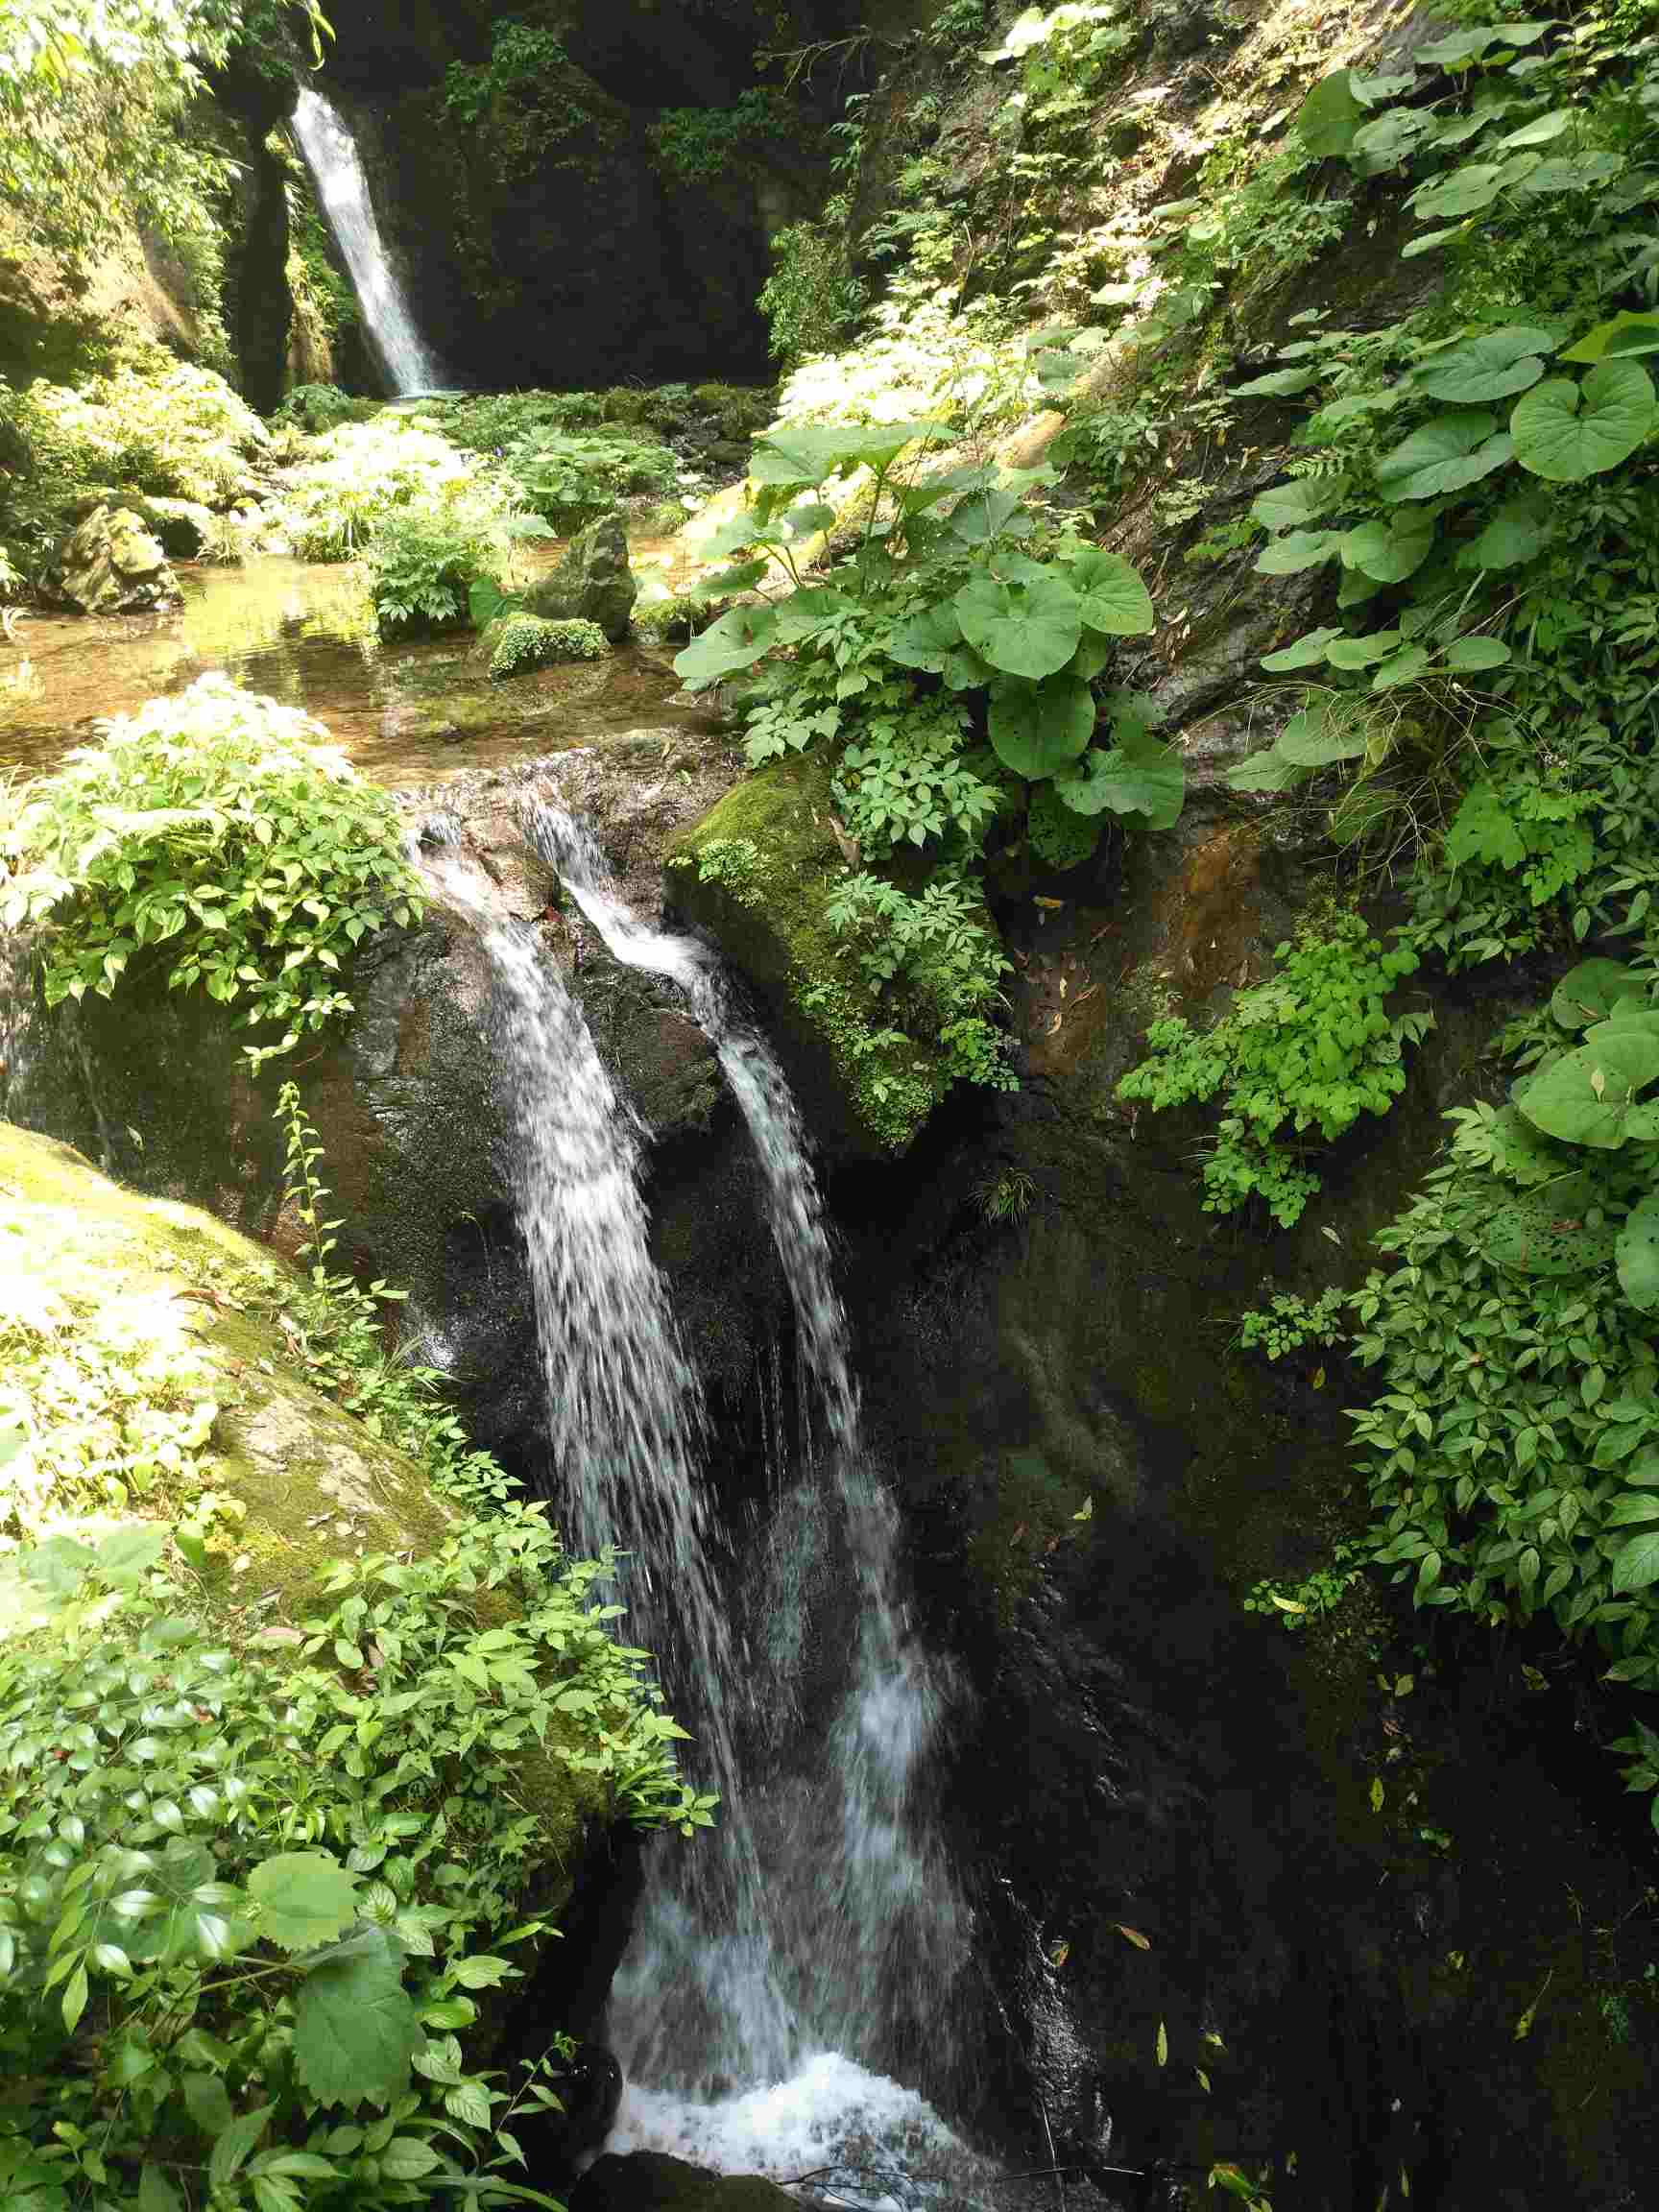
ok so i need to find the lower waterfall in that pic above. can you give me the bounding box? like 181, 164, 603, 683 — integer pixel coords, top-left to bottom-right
425, 805, 980, 2191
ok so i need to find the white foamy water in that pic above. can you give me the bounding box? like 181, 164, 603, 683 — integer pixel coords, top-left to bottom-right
611, 2053, 988, 2207
292, 89, 444, 395
522, 794, 968, 2104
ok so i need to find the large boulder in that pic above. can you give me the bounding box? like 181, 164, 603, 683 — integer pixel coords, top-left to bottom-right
2, 740, 783, 1479
527, 514, 638, 641
573, 2152, 800, 2212
48, 502, 182, 614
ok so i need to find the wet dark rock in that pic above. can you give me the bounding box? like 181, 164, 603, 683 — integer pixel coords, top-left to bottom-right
573, 2152, 800, 2212
2, 740, 782, 1478
528, 515, 639, 642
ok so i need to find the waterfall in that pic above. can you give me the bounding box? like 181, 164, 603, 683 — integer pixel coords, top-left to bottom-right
520, 798, 971, 2150
291, 88, 444, 396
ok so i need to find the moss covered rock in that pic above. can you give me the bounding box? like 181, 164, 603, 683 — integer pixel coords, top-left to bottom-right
47, 503, 181, 614
664, 755, 951, 1157
0, 1120, 456, 1616
527, 513, 638, 640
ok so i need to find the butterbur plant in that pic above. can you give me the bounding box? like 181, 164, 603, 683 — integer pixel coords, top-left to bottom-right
0, 677, 424, 1068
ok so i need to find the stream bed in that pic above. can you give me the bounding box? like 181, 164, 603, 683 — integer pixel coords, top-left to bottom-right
0, 553, 709, 782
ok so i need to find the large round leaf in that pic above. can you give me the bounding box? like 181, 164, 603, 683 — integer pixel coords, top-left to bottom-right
752, 419, 951, 487
1617, 1189, 1659, 1312
1069, 546, 1155, 636
1415, 326, 1553, 403
1479, 1175, 1619, 1276
1341, 510, 1435, 582
1463, 490, 1552, 569
1511, 359, 1657, 481
956, 572, 1082, 679
673, 604, 778, 690
1296, 70, 1364, 157
1252, 476, 1350, 532
1551, 958, 1643, 1030
1515, 1031, 1659, 1148
1376, 411, 1512, 500
887, 602, 964, 673
986, 673, 1095, 777
1055, 733, 1185, 828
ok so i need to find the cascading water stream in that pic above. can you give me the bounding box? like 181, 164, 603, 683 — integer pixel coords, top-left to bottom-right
519, 796, 971, 2159
291, 89, 444, 396
413, 830, 793, 2078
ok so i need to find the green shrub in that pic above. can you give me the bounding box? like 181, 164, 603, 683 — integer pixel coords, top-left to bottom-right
757, 198, 868, 368
282, 418, 483, 563
498, 427, 678, 530
825, 868, 1016, 1092
276, 383, 375, 434
1118, 918, 1431, 1227
0, 677, 424, 1068
650, 89, 796, 184
367, 504, 502, 638
488, 613, 608, 677
0, 1084, 707, 2210
20, 357, 266, 510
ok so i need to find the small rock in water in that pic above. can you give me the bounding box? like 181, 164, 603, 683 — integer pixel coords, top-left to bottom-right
49, 504, 182, 615
527, 512, 638, 641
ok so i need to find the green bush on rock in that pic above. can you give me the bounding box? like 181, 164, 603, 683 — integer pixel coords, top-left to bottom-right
488, 613, 609, 677
0, 678, 424, 1069
0, 1105, 708, 2209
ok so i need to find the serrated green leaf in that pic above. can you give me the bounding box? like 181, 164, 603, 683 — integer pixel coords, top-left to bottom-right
247, 1852, 358, 1953
1068, 546, 1155, 637
1612, 1528, 1659, 1593
292, 1924, 421, 2110
1415, 326, 1553, 403
956, 571, 1081, 678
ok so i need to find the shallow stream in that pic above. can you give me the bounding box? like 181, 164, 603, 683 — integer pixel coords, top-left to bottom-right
0, 551, 708, 782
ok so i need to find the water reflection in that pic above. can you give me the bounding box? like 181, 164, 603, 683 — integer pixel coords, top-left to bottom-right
0, 555, 706, 787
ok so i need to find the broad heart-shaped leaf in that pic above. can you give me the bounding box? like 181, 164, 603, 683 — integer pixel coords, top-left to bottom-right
292, 1925, 421, 2110
1617, 1189, 1659, 1312
1441, 634, 1512, 671
1376, 411, 1513, 501
1515, 1033, 1659, 1149
1276, 700, 1370, 766
672, 604, 778, 690
1262, 625, 1343, 671
1227, 742, 1308, 794
1511, 359, 1658, 482
1028, 779, 1101, 870
956, 572, 1081, 679
987, 674, 1094, 778
1295, 70, 1363, 156
1560, 310, 1659, 365
770, 587, 854, 643
1415, 326, 1553, 403
1341, 510, 1435, 582
1252, 475, 1350, 532
1479, 1175, 1619, 1277
1255, 528, 1344, 575
1411, 162, 1506, 220
1611, 1527, 1659, 1594
95, 1524, 167, 1589
1068, 547, 1155, 636
886, 601, 963, 673
751, 418, 951, 488
1463, 490, 1553, 569
248, 1852, 359, 1954
1551, 958, 1643, 1030
1055, 731, 1185, 828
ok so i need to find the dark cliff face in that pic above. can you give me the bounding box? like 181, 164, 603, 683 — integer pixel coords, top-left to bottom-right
306, 0, 866, 388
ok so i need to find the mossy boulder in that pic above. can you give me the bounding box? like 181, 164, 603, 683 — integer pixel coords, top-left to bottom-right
48, 503, 181, 614
664, 754, 951, 1157
0, 1119, 455, 1620
527, 513, 638, 640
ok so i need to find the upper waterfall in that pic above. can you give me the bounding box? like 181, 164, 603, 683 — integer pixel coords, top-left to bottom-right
291, 87, 444, 397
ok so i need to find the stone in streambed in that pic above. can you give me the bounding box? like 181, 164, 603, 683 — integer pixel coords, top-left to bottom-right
48, 503, 181, 614
527, 512, 638, 641
572, 2152, 801, 2212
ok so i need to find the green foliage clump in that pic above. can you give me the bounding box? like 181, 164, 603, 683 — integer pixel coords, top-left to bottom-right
758, 198, 869, 369
488, 613, 608, 677
20, 357, 266, 511
281, 418, 485, 562
682, 836, 766, 907
366, 506, 502, 639
0, 1087, 707, 2209
826, 869, 1015, 1092
1238, 1286, 1346, 1362
276, 384, 375, 435
1118, 918, 1431, 1228
651, 88, 796, 184
0, 678, 423, 1068
497, 428, 679, 530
